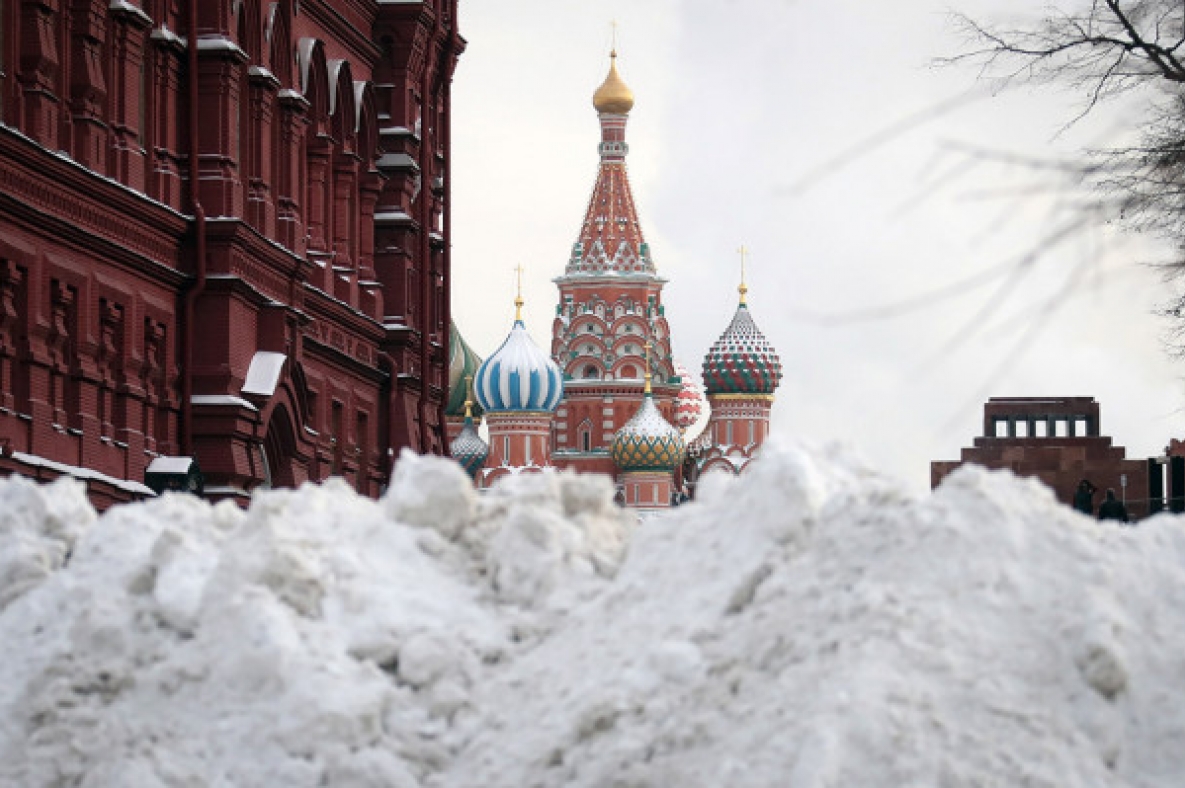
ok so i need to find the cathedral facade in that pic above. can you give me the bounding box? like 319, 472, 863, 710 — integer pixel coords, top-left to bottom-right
449, 52, 784, 510
0, 1, 461, 507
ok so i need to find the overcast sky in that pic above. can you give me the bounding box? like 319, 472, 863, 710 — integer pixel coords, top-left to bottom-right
449, 0, 1185, 491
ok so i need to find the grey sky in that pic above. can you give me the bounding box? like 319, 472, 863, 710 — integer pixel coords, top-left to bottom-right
450, 0, 1185, 491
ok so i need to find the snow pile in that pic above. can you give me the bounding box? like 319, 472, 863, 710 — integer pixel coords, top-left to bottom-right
4, 442, 1185, 786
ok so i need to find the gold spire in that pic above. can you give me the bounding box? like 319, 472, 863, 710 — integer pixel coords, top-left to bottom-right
463, 375, 474, 420
643, 340, 653, 395
737, 244, 750, 306
514, 263, 525, 322
593, 41, 635, 115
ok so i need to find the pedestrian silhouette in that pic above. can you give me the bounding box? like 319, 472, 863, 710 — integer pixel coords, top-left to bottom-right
1097, 488, 1129, 523
1073, 479, 1096, 515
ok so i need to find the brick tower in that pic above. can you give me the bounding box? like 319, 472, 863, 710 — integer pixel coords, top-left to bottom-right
611, 345, 686, 510
550, 50, 680, 478
474, 280, 564, 486
694, 260, 783, 478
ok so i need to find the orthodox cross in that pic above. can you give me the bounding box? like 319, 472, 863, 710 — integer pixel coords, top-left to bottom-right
737, 244, 750, 305
514, 263, 525, 321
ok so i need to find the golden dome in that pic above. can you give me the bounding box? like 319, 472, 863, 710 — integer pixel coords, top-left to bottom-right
592, 51, 634, 114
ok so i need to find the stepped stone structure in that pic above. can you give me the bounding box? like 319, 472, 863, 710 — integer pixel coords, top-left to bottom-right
932, 397, 1151, 519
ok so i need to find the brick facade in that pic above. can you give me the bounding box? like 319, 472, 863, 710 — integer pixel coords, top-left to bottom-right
0, 0, 462, 507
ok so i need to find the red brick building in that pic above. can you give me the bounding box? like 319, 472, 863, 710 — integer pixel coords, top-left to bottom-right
0, 0, 462, 507
547, 52, 682, 483
932, 397, 1151, 519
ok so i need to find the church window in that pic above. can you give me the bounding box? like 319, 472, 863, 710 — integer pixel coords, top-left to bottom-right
583, 365, 599, 380
725, 420, 733, 446
503, 435, 510, 461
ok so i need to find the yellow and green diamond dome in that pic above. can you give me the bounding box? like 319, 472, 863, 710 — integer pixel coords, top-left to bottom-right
611, 394, 686, 473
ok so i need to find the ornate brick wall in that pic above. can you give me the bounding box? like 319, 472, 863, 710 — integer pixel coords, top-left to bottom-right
0, 0, 462, 507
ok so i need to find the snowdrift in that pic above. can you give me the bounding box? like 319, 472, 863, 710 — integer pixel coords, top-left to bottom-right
3, 442, 1185, 787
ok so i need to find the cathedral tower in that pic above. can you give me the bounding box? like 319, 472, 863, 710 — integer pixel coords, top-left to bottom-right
474, 278, 564, 486
696, 257, 783, 477
611, 345, 686, 509
550, 50, 680, 478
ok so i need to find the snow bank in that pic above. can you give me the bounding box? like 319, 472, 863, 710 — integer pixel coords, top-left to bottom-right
3, 442, 1185, 787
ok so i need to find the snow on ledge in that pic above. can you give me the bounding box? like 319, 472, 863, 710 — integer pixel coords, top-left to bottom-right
145, 456, 195, 476
191, 394, 258, 411
242, 351, 287, 397
9, 451, 155, 495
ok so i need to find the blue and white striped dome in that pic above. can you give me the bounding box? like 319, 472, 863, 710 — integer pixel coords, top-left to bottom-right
474, 319, 564, 413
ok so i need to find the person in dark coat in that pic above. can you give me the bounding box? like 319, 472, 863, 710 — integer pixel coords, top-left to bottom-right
1097, 488, 1129, 523
1074, 479, 1096, 515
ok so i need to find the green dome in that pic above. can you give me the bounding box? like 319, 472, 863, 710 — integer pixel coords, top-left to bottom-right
611, 394, 686, 473
447, 320, 484, 418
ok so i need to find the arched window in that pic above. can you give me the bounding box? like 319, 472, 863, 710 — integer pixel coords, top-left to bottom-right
578, 418, 593, 453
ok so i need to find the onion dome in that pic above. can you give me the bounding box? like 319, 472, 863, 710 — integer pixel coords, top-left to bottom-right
612, 394, 686, 473
474, 286, 564, 413
673, 361, 706, 432
702, 303, 783, 395
612, 348, 685, 473
593, 51, 634, 114
447, 320, 484, 418
703, 261, 782, 395
450, 397, 488, 481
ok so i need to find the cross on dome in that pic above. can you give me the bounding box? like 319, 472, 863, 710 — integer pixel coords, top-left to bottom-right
738, 244, 750, 306
514, 263, 525, 321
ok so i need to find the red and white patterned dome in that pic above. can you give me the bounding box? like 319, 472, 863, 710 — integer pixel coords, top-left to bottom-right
674, 362, 706, 432
702, 303, 782, 396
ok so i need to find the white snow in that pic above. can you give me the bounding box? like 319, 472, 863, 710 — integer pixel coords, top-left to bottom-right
242, 351, 288, 397
145, 456, 196, 476
10, 451, 155, 496
3, 441, 1185, 786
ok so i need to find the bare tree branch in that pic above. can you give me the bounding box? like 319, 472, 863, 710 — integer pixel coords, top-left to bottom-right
942, 0, 1185, 352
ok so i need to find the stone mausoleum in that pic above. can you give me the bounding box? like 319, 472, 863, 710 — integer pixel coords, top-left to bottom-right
932, 397, 1153, 519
